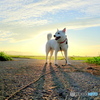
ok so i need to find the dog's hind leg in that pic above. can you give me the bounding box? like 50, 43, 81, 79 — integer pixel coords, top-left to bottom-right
46, 45, 50, 64
49, 50, 53, 64
46, 50, 49, 64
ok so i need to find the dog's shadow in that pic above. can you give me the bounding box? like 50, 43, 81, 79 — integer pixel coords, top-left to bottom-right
49, 63, 65, 88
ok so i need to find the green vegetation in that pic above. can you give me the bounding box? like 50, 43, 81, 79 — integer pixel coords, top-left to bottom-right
70, 56, 92, 60
70, 56, 100, 65
10, 55, 63, 60
2, 53, 99, 65
0, 52, 13, 61
10, 55, 46, 60
86, 56, 100, 65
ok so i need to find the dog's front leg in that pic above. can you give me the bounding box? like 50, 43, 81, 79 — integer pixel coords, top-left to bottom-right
61, 50, 67, 66
64, 50, 68, 65
64, 50, 70, 65
55, 50, 58, 65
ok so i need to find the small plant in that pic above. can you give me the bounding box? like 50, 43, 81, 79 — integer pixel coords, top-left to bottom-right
86, 56, 100, 65
0, 52, 13, 61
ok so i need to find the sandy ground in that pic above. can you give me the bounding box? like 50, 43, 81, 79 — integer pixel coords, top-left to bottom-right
0, 59, 100, 100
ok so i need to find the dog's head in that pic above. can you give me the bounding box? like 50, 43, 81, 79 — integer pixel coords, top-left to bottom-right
54, 28, 67, 42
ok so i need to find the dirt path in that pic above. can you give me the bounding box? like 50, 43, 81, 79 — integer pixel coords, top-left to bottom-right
0, 59, 100, 100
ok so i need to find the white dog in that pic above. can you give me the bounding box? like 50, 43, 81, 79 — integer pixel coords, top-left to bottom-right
46, 28, 69, 65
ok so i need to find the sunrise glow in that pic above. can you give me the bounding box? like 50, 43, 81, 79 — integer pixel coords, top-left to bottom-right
0, 0, 100, 56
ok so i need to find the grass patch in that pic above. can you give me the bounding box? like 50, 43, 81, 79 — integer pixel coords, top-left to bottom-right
10, 55, 46, 60
86, 56, 100, 65
0, 52, 13, 61
70, 56, 100, 65
10, 55, 63, 60
9, 55, 100, 65
70, 56, 92, 60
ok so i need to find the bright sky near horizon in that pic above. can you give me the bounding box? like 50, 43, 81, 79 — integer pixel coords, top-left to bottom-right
0, 0, 100, 56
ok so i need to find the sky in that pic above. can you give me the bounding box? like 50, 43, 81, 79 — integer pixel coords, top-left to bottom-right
0, 0, 100, 56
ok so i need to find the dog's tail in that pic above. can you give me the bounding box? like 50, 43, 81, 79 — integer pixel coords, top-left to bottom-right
47, 33, 52, 41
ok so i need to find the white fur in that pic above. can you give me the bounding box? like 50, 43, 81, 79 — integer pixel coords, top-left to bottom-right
46, 28, 69, 65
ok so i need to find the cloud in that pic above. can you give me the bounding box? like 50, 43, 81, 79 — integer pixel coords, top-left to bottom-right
7, 19, 49, 27
41, 17, 100, 30
0, 0, 100, 42
0, 0, 100, 23
65, 18, 100, 29
0, 30, 15, 41
0, 17, 100, 42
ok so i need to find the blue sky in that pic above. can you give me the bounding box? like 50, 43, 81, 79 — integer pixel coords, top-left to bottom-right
0, 0, 100, 56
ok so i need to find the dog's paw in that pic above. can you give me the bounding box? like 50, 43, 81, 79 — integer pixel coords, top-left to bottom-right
49, 62, 52, 65
67, 62, 71, 65
45, 62, 48, 65
62, 63, 71, 66
62, 64, 66, 66
49, 62, 52, 64
55, 64, 59, 67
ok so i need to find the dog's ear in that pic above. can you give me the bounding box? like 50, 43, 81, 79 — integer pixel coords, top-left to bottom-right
57, 29, 59, 32
62, 28, 66, 33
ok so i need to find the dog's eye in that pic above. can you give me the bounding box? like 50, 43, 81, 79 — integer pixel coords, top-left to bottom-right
58, 33, 60, 34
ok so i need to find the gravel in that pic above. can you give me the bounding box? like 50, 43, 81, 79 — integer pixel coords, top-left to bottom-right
0, 59, 100, 100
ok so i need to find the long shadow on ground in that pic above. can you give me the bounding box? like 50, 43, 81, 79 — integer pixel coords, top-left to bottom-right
49, 64, 69, 99
56, 65, 100, 100
32, 63, 47, 99
56, 65, 85, 92
49, 64, 65, 89
17, 63, 47, 100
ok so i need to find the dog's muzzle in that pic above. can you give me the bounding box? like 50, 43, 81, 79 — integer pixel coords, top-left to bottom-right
54, 35, 61, 40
